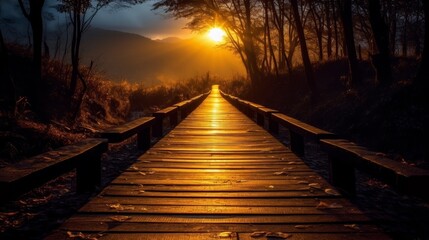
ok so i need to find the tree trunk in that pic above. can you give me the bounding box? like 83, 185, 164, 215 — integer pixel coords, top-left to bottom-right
0, 28, 16, 118
326, 2, 333, 59
290, 0, 318, 102
18, 0, 45, 115
388, 2, 397, 56
415, 0, 429, 89
332, 0, 340, 59
368, 0, 393, 86
339, 0, 360, 87
70, 10, 79, 97
264, 2, 279, 77
402, 12, 408, 57
243, 0, 261, 87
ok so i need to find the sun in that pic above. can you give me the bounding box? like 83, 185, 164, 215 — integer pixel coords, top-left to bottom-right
207, 27, 226, 43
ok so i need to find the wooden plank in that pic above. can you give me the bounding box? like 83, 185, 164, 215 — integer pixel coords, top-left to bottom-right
46, 232, 237, 240
79, 204, 362, 215
115, 172, 320, 180
129, 163, 312, 169
58, 222, 383, 234
88, 197, 354, 207
63, 213, 371, 224
110, 178, 321, 186
97, 184, 312, 192
101, 189, 339, 198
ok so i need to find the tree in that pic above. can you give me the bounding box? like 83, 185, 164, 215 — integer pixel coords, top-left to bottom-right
415, 0, 429, 89
0, 28, 16, 119
57, 0, 105, 99
308, 0, 325, 61
368, 0, 393, 86
338, 0, 360, 87
17, 0, 45, 115
290, 0, 318, 101
56, 0, 145, 118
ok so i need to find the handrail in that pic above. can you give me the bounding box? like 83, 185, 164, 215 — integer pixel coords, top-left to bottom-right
219, 89, 429, 200
0, 138, 108, 201
101, 90, 211, 144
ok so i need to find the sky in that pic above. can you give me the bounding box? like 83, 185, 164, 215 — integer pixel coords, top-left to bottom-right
90, 1, 192, 39
0, 0, 193, 40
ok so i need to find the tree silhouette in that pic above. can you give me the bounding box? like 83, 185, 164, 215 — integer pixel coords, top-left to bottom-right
17, 0, 45, 115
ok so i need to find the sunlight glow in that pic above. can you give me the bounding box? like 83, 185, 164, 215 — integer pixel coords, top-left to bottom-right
207, 27, 226, 43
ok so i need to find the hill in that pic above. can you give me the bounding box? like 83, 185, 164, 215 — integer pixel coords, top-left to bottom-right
78, 28, 245, 85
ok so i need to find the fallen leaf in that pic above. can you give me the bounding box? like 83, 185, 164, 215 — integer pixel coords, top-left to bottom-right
375, 152, 386, 157
139, 190, 145, 193
235, 180, 248, 183
250, 231, 266, 238
109, 216, 131, 222
268, 185, 275, 189
344, 224, 360, 230
298, 180, 309, 184
316, 202, 343, 209
308, 183, 322, 189
108, 203, 124, 211
328, 203, 344, 209
147, 171, 155, 175
142, 160, 151, 163
67, 231, 85, 238
273, 171, 288, 175
316, 202, 330, 209
294, 225, 312, 229
138, 171, 146, 175
266, 232, 292, 239
66, 231, 99, 239
218, 232, 235, 238
325, 188, 340, 196
130, 166, 139, 170
42, 156, 53, 161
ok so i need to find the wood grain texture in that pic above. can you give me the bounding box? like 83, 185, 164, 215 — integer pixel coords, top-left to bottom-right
45, 86, 389, 239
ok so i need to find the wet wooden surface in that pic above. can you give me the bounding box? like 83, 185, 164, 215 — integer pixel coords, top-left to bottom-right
46, 86, 389, 239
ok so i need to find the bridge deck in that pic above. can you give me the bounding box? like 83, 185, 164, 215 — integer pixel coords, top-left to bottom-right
47, 86, 389, 239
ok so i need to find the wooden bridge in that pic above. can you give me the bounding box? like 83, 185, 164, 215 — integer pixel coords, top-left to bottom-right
42, 85, 394, 239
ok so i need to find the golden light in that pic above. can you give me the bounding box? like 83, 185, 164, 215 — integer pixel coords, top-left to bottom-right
207, 27, 226, 43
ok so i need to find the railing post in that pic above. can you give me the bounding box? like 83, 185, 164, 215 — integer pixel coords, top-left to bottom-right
76, 152, 102, 193
170, 109, 178, 127
137, 127, 151, 150
268, 117, 279, 134
152, 115, 163, 138
328, 154, 356, 196
290, 131, 305, 156
256, 112, 264, 126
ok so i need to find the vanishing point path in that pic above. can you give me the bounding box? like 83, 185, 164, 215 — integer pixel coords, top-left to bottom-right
47, 86, 389, 239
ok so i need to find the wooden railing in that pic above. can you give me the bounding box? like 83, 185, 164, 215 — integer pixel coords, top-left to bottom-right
0, 138, 108, 202
220, 90, 429, 200
101, 91, 210, 145
0, 91, 210, 202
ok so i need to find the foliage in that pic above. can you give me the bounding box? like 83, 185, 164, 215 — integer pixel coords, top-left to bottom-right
129, 73, 249, 115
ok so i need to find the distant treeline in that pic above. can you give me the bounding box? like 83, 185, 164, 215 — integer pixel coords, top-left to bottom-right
156, 0, 429, 100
